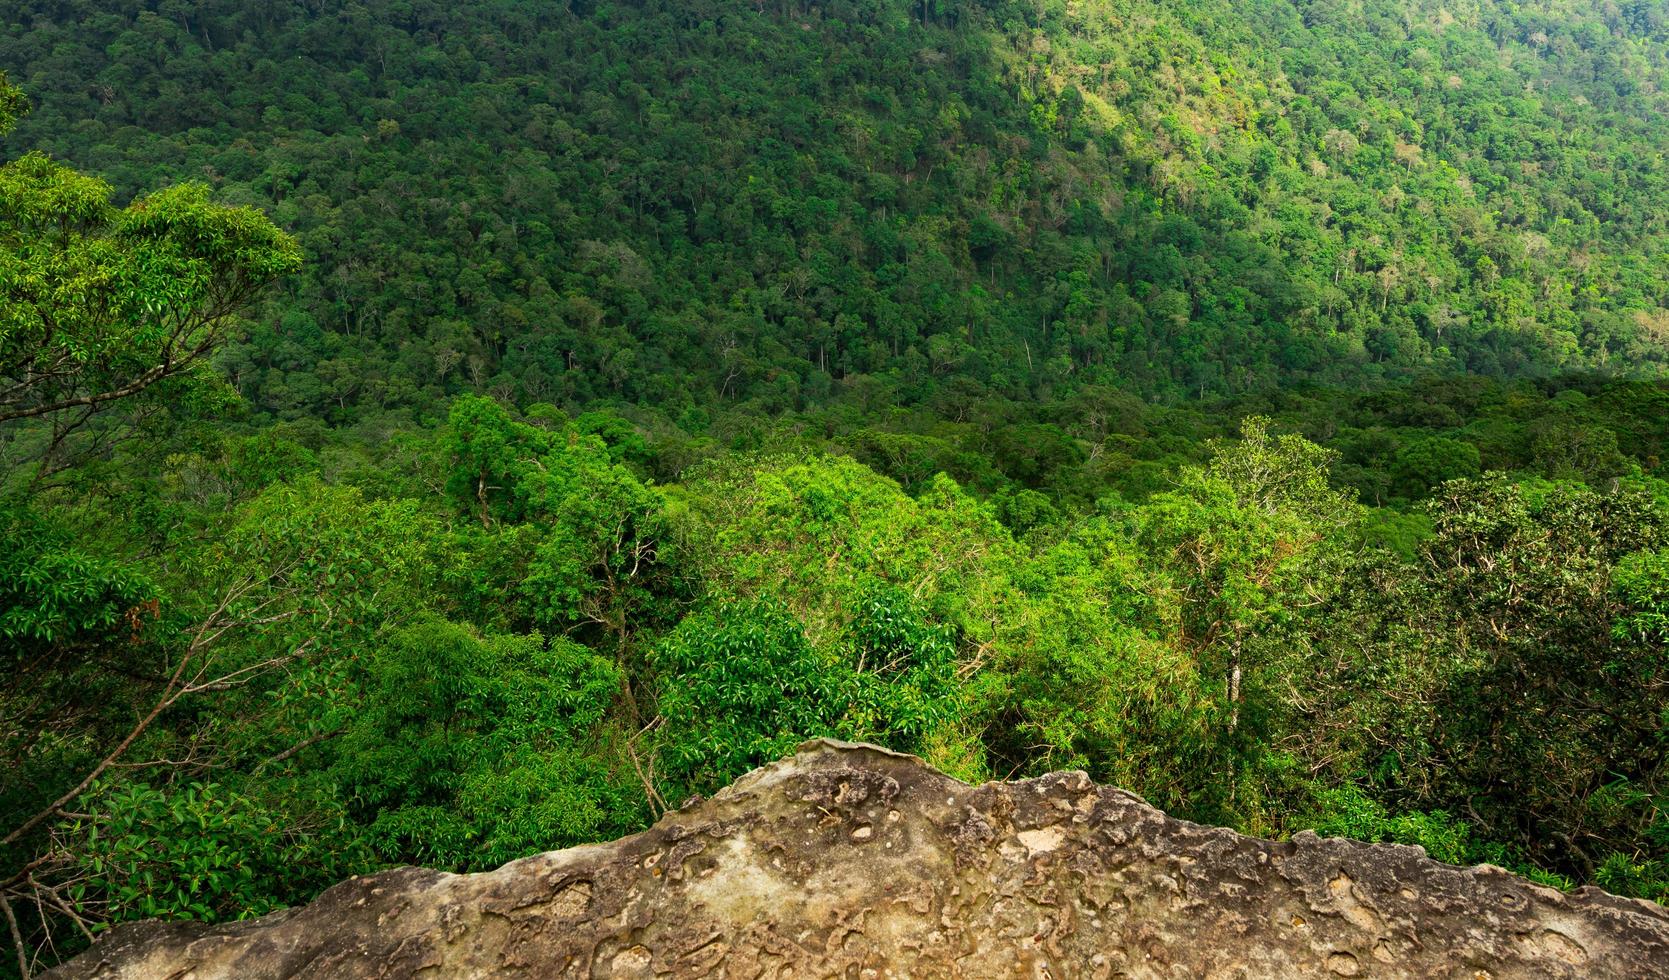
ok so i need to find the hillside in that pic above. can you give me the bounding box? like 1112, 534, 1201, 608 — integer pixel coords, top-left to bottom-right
2, 0, 1667, 419
4, 2, 1669, 976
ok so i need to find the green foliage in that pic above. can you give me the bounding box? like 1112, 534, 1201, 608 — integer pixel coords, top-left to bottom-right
9, 3, 1669, 970
653, 585, 965, 796
59, 781, 363, 924
984, 517, 1214, 806
1312, 779, 1669, 902
1393, 436, 1482, 496
329, 617, 638, 870
1126, 420, 1354, 756
1615, 549, 1669, 645
0, 71, 24, 135
672, 455, 1011, 642
1283, 474, 1669, 885
0, 79, 297, 496
6, 0, 1668, 420
520, 460, 665, 638
653, 599, 839, 792
1194, 417, 1356, 525
442, 394, 671, 641
0, 155, 300, 426
0, 506, 155, 649
11, 384, 1669, 976
1312, 784, 1473, 866
840, 583, 963, 739
1, 507, 162, 886
214, 476, 435, 641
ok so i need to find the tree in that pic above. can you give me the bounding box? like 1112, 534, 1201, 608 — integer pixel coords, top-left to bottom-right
441, 395, 672, 657
1, 480, 432, 967
651, 585, 963, 802
1393, 436, 1481, 497
1414, 477, 1668, 875
326, 617, 636, 870
1132, 417, 1355, 744
0, 77, 299, 453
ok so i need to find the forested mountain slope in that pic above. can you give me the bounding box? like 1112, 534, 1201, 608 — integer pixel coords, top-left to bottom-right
5, 3, 1669, 976
2, 0, 1667, 419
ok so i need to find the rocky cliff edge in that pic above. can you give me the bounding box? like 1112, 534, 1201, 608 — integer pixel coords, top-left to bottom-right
44, 739, 1669, 978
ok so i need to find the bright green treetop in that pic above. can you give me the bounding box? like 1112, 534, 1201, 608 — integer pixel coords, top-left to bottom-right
0, 75, 300, 433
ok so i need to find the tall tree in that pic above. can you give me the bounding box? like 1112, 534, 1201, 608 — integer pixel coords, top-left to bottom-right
0, 74, 299, 472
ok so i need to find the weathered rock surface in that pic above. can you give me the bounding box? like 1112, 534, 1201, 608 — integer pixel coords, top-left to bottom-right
46, 739, 1669, 978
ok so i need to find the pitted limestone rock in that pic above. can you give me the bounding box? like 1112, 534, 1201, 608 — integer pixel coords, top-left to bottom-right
44, 739, 1669, 978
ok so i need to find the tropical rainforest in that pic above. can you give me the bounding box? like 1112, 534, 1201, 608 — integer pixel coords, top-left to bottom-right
3, 0, 1669, 972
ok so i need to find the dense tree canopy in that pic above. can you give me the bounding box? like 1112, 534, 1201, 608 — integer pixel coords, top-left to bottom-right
1, 0, 1667, 422
3, 2, 1669, 976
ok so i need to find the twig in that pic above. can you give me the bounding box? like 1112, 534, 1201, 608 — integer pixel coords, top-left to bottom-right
24, 882, 53, 964
4, 611, 317, 848
1, 891, 28, 980
253, 726, 345, 774
625, 717, 669, 816
31, 880, 95, 943
1, 636, 196, 848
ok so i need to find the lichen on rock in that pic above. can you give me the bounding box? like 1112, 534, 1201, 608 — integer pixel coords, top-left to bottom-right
45, 739, 1669, 978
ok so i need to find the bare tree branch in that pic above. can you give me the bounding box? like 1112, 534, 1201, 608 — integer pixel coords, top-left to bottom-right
0, 890, 28, 980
